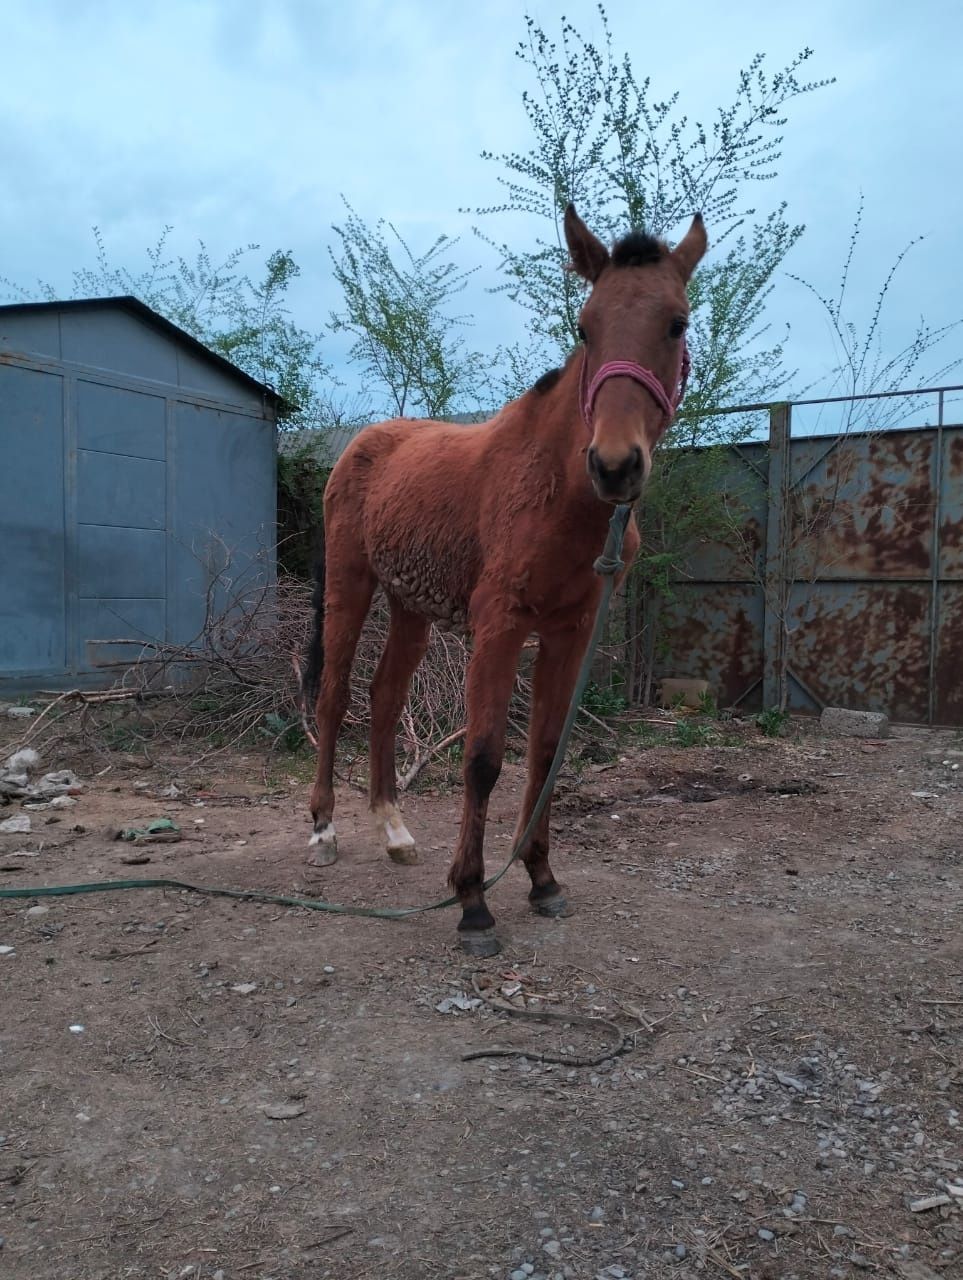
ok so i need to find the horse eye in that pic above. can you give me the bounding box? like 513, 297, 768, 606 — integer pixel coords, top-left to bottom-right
577, 325, 587, 343
669, 317, 687, 339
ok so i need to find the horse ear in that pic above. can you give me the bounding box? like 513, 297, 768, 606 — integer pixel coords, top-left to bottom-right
670, 213, 708, 282
564, 204, 610, 283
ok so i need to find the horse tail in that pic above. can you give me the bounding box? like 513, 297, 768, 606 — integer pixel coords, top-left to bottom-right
296, 522, 326, 745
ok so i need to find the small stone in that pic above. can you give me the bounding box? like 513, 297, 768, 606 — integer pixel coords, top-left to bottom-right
589, 1206, 605, 1222
323, 965, 335, 974
543, 1241, 561, 1258
4, 747, 39, 771
25, 905, 49, 918
68, 1024, 85, 1033
674, 1243, 687, 1259
775, 1070, 807, 1092
910, 1194, 952, 1212
6, 706, 36, 719
0, 815, 31, 834
0, 946, 15, 957
512, 1271, 527, 1280
758, 1229, 775, 1242
261, 1101, 306, 1120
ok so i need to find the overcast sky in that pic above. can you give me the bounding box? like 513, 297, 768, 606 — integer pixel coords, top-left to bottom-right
1, 0, 959, 423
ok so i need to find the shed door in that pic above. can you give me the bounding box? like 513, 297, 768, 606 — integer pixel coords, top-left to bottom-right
0, 364, 66, 672
74, 380, 168, 669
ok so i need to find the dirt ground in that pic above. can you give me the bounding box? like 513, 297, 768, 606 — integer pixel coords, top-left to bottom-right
1, 712, 961, 1280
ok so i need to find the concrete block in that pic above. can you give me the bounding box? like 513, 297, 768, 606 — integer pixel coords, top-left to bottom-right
819, 707, 890, 738
659, 678, 712, 710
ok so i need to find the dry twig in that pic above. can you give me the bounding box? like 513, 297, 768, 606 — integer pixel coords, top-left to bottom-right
17, 547, 611, 776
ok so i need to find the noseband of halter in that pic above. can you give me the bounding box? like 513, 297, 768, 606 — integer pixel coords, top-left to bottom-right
580, 342, 690, 432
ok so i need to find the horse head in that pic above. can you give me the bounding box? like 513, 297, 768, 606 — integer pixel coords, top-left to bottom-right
565, 204, 707, 504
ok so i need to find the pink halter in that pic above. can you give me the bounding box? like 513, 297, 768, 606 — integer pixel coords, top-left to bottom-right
579, 342, 690, 431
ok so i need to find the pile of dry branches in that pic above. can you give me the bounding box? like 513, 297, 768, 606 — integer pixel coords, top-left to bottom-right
17, 556, 613, 782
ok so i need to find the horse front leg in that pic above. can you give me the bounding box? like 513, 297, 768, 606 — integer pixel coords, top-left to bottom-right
515, 619, 594, 917
448, 615, 528, 957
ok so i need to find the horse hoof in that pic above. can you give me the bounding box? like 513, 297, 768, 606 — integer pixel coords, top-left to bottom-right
458, 928, 502, 957
531, 892, 572, 918
307, 826, 337, 867
388, 843, 418, 866
307, 844, 337, 868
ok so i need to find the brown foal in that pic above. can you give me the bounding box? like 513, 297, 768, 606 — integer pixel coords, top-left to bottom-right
303, 204, 707, 954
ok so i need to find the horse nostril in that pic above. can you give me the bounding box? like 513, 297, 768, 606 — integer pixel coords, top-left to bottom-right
586, 444, 646, 496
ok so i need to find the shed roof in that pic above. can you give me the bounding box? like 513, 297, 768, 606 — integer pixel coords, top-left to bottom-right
278, 411, 490, 465
0, 295, 290, 410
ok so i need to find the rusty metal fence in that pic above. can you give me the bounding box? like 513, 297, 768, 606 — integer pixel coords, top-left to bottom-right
642, 385, 963, 726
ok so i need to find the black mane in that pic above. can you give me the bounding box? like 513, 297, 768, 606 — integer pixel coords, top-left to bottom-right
611, 230, 665, 269
532, 367, 563, 395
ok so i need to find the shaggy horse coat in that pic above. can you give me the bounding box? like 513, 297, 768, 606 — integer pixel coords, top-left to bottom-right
303, 205, 707, 954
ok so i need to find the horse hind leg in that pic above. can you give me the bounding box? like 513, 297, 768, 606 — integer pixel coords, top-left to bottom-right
307, 555, 376, 866
368, 602, 430, 864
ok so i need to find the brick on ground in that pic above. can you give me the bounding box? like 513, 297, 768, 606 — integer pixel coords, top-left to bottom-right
659, 678, 712, 710
820, 707, 890, 738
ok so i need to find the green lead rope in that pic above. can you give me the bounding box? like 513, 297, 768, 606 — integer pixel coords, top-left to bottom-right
0, 506, 632, 920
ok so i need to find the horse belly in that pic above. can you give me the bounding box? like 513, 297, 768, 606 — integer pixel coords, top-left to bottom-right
359, 434, 484, 631
371, 546, 470, 632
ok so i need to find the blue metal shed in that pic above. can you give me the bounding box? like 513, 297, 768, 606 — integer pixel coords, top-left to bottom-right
0, 296, 280, 694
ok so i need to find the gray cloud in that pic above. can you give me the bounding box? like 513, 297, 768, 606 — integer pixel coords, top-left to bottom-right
2, 0, 959, 408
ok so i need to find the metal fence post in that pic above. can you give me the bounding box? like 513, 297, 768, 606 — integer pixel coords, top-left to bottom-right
927, 390, 945, 725
762, 403, 791, 710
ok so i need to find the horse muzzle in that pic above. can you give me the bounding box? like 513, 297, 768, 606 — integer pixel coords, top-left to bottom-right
587, 444, 646, 504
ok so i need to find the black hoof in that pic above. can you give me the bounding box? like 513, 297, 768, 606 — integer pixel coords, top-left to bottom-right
458, 928, 502, 957
529, 882, 572, 917
531, 892, 573, 918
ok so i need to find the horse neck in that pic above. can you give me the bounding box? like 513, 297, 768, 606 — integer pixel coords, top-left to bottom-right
526, 352, 605, 516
